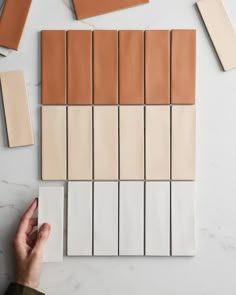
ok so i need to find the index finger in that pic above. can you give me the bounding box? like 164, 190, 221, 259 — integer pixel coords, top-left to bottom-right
16, 198, 38, 238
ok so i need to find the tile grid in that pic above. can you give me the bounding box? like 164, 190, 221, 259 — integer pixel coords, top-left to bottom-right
41, 29, 196, 258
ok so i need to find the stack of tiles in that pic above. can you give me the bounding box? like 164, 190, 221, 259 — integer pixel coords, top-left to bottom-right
40, 29, 196, 260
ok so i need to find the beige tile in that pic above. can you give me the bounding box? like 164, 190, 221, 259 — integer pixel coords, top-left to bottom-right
171, 106, 196, 180
146, 106, 170, 180
94, 106, 118, 180
120, 106, 144, 180
42, 106, 67, 180
0, 71, 34, 147
68, 106, 92, 180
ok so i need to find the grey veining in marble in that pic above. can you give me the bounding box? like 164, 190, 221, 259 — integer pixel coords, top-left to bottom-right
1, 0, 236, 294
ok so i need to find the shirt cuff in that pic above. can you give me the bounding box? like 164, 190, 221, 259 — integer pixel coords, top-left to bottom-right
5, 283, 45, 295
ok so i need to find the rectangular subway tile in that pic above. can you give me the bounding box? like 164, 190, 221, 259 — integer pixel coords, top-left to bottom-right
67, 182, 93, 256
0, 71, 34, 147
197, 0, 236, 71
171, 182, 196, 256
119, 30, 144, 104
119, 182, 144, 256
145, 30, 170, 104
68, 106, 92, 180
38, 187, 64, 262
42, 30, 67, 105
94, 30, 118, 104
146, 106, 170, 180
72, 0, 149, 20
171, 30, 196, 104
145, 182, 170, 256
94, 182, 118, 256
0, 0, 32, 50
42, 106, 67, 180
171, 106, 196, 180
94, 106, 118, 180
68, 30, 92, 104
120, 106, 144, 180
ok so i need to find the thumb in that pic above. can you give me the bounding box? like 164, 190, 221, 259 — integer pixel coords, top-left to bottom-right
34, 223, 51, 253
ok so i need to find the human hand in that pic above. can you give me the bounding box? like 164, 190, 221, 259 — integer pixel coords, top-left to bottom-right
14, 198, 51, 290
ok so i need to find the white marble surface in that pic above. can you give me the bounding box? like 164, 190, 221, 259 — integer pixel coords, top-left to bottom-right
1, 0, 236, 293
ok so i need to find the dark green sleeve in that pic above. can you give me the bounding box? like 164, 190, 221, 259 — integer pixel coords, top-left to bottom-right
4, 283, 45, 295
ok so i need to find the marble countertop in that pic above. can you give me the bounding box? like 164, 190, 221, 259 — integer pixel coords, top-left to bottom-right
1, 0, 236, 294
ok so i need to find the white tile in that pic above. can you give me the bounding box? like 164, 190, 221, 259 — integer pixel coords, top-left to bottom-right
146, 182, 170, 256
67, 182, 92, 256
94, 182, 118, 256
119, 182, 144, 256
171, 182, 196, 256
38, 187, 64, 262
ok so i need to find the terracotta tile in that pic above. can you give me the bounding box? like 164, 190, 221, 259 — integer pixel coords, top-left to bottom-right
42, 30, 67, 105
94, 106, 118, 180
68, 31, 92, 104
119, 31, 144, 104
68, 106, 92, 180
0, 0, 32, 50
145, 30, 170, 104
171, 30, 196, 104
41, 106, 67, 180
0, 71, 34, 147
38, 187, 64, 262
146, 106, 170, 180
171, 106, 196, 180
94, 30, 118, 104
171, 182, 195, 256
67, 182, 93, 256
197, 0, 236, 71
72, 0, 149, 20
120, 106, 144, 180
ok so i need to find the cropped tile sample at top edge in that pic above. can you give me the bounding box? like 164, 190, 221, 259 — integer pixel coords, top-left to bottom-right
72, 0, 149, 20
0, 0, 32, 50
68, 31, 93, 104
42, 31, 67, 105
197, 0, 236, 71
0, 71, 34, 147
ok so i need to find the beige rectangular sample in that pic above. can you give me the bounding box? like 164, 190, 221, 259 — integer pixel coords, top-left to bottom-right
68, 106, 92, 180
0, 71, 34, 147
120, 106, 144, 180
42, 106, 67, 180
172, 106, 196, 180
197, 0, 236, 71
146, 106, 170, 180
94, 106, 118, 180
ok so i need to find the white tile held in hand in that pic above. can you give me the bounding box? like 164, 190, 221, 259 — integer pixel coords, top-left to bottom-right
119, 182, 144, 256
94, 182, 118, 256
171, 106, 196, 181
146, 106, 170, 180
197, 0, 236, 71
146, 182, 170, 256
171, 182, 196, 256
67, 182, 92, 256
42, 106, 67, 180
0, 71, 34, 147
38, 187, 64, 262
68, 106, 92, 180
120, 106, 144, 180
94, 106, 118, 180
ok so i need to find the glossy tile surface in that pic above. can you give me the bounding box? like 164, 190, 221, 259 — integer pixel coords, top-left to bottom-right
0, 71, 34, 147
67, 182, 92, 256
68, 106, 92, 180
